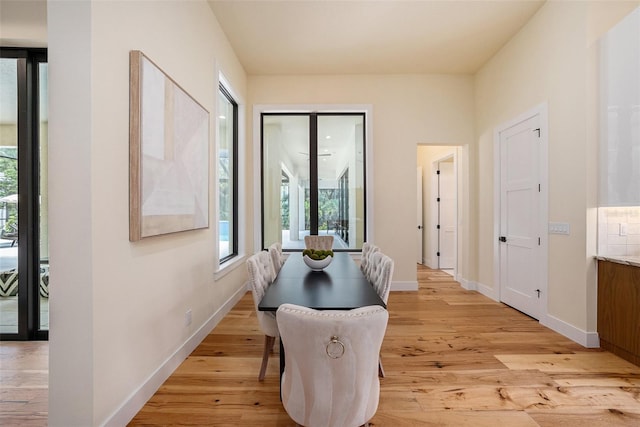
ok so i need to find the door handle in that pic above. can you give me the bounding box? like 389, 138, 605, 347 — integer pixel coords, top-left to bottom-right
499, 236, 507, 242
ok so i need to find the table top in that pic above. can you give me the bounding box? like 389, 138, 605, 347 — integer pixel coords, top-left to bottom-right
258, 252, 386, 311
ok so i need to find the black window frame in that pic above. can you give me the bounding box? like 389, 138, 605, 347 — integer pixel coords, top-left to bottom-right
218, 83, 238, 264
260, 112, 367, 252
0, 47, 48, 341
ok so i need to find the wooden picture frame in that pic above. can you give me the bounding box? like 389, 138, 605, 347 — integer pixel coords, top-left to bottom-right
129, 50, 209, 241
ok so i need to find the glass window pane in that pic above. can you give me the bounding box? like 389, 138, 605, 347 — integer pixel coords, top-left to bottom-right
262, 113, 366, 251
317, 115, 365, 250
263, 115, 310, 250
0, 58, 19, 334
218, 87, 235, 260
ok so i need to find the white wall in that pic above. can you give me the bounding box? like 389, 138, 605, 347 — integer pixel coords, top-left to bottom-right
48, 1, 248, 425
249, 74, 475, 285
0, 0, 47, 47
474, 1, 638, 338
23, 1, 640, 424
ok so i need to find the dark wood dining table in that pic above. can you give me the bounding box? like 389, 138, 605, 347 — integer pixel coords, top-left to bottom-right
258, 251, 386, 311
258, 251, 386, 383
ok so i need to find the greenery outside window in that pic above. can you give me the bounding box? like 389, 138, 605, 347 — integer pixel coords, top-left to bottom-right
218, 84, 238, 263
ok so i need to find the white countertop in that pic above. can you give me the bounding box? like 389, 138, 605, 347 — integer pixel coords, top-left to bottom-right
596, 255, 640, 268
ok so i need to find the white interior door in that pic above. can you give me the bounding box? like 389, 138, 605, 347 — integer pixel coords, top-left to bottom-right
438, 160, 455, 269
417, 167, 423, 264
499, 114, 541, 319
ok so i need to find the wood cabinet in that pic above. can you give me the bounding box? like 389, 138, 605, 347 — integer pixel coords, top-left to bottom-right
597, 260, 640, 366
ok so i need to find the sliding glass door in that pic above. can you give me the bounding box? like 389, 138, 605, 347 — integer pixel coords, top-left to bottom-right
0, 48, 48, 340
262, 113, 366, 251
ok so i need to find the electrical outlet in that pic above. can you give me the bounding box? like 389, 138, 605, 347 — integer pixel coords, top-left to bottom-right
620, 223, 628, 236
185, 309, 192, 326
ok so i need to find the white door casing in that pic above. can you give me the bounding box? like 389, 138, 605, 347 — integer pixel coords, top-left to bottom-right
496, 105, 548, 320
417, 167, 423, 264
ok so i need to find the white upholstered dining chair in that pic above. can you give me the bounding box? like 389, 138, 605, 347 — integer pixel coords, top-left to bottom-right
360, 242, 380, 280
304, 235, 334, 251
368, 251, 394, 377
276, 303, 389, 427
268, 242, 285, 276
246, 251, 278, 381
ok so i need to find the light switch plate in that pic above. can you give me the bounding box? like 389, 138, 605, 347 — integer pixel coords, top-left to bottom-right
549, 222, 570, 235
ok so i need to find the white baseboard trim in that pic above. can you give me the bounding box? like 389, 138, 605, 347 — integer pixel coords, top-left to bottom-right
456, 277, 500, 303
102, 284, 248, 427
456, 276, 476, 291
541, 313, 600, 348
475, 281, 499, 302
422, 259, 438, 269
391, 280, 418, 291
455, 277, 599, 349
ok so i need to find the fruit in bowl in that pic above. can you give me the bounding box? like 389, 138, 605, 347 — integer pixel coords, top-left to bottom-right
302, 249, 334, 271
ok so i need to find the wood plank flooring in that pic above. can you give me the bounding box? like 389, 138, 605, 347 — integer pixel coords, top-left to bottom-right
3, 266, 640, 426
0, 341, 48, 427
130, 266, 640, 426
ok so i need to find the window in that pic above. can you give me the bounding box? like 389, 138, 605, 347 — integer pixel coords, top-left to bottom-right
261, 113, 366, 251
0, 48, 48, 340
217, 84, 238, 262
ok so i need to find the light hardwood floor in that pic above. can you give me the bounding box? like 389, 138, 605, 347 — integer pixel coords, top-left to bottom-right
130, 266, 640, 426
3, 266, 640, 426
0, 340, 47, 426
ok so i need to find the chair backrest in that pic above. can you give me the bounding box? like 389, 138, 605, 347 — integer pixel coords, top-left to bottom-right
268, 242, 284, 276
369, 252, 394, 304
360, 242, 380, 280
304, 235, 334, 251
277, 303, 389, 427
246, 251, 278, 337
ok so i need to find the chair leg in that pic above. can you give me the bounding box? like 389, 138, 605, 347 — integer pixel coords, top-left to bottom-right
259, 335, 275, 381
378, 356, 385, 378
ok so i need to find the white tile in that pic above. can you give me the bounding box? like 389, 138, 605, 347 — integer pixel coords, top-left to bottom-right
607, 244, 628, 256
627, 245, 640, 256
628, 235, 640, 245
628, 209, 640, 224
607, 234, 628, 245
608, 223, 622, 235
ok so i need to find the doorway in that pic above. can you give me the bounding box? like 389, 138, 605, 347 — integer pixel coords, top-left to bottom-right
417, 146, 459, 274
0, 48, 49, 340
416, 167, 423, 264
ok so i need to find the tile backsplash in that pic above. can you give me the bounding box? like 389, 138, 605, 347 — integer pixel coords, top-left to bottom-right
598, 207, 640, 256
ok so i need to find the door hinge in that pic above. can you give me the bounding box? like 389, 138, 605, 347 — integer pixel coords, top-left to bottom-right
499, 236, 507, 242
536, 289, 541, 298
437, 224, 440, 229
538, 237, 541, 246
534, 128, 541, 137
437, 197, 440, 202
437, 252, 440, 257
539, 184, 541, 192
436, 170, 440, 175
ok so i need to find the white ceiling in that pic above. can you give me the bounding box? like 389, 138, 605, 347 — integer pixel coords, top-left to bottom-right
0, 0, 546, 124
208, 0, 545, 75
